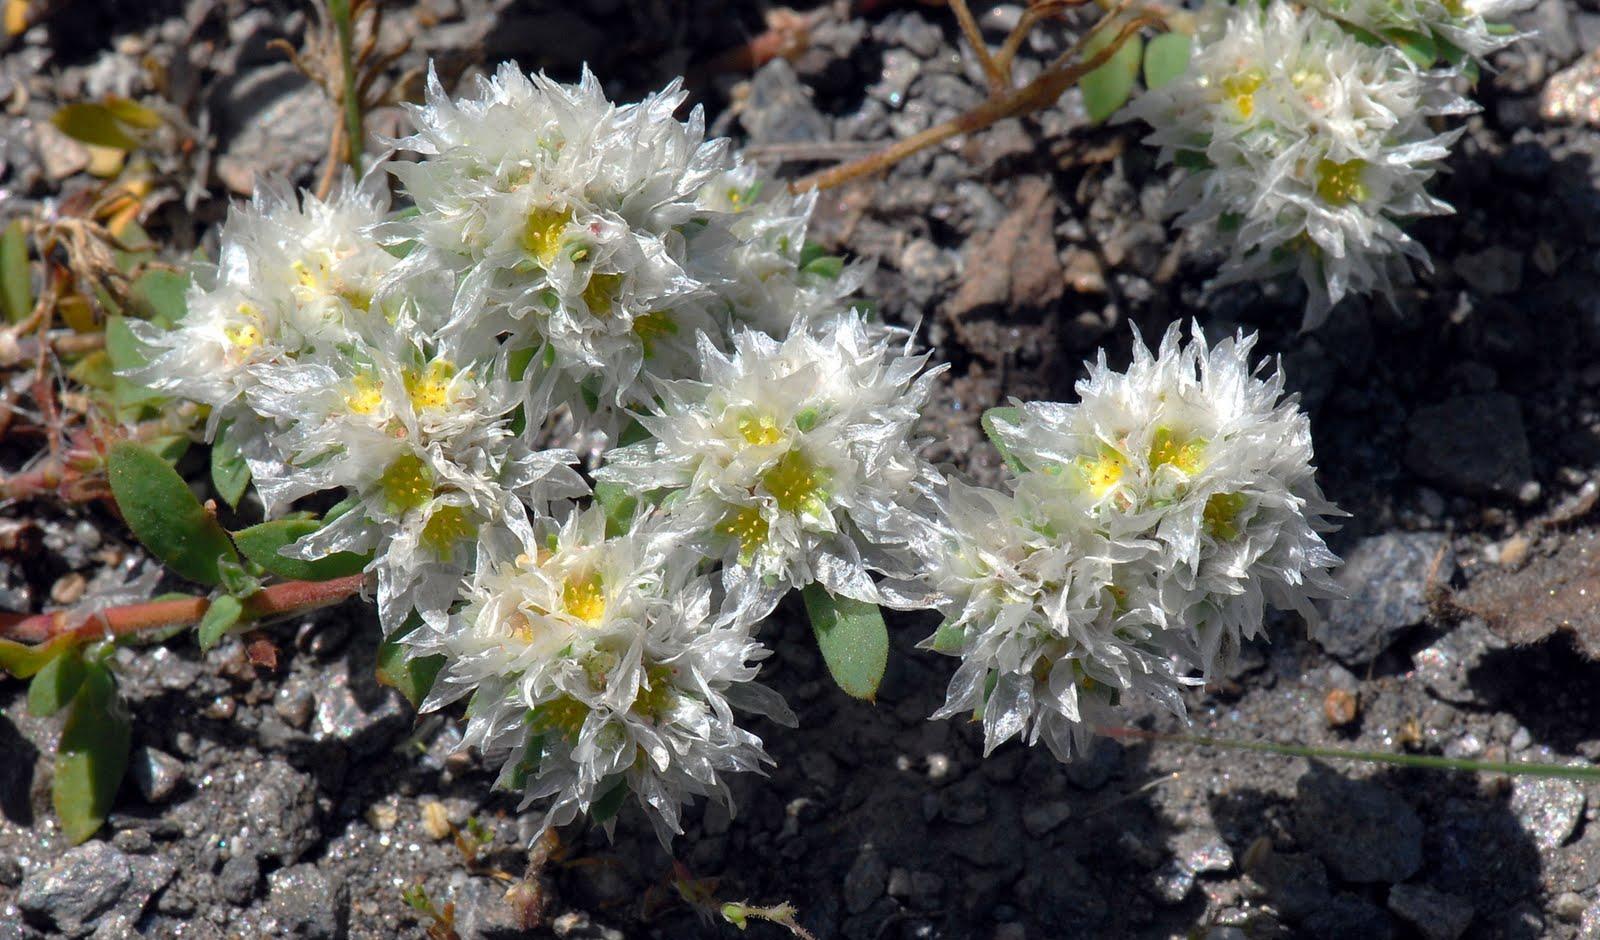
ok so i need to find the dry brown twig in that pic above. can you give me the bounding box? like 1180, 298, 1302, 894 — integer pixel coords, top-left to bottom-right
790, 0, 1159, 192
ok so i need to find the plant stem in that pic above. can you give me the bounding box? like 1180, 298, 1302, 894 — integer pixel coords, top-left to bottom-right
1103, 727, 1600, 782
328, 0, 363, 173
1, 574, 366, 645
790, 14, 1155, 192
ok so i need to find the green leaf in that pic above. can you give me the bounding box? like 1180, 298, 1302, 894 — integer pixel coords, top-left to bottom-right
127, 269, 188, 326
233, 519, 370, 581
53, 663, 131, 844
981, 406, 1026, 474
215, 557, 260, 598
68, 350, 114, 390
0, 634, 77, 678
1, 218, 30, 323
801, 255, 844, 280
52, 103, 141, 150
1385, 29, 1438, 67
102, 96, 162, 130
144, 434, 190, 465
801, 583, 889, 701
590, 776, 628, 824
107, 441, 239, 586
1142, 32, 1192, 91
210, 423, 251, 510
196, 594, 244, 651
1080, 26, 1143, 123
376, 615, 445, 709
593, 481, 639, 537
27, 647, 86, 717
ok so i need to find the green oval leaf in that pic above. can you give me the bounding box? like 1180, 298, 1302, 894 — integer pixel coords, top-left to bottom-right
53, 663, 131, 845
108, 441, 238, 586
801, 584, 889, 702
233, 519, 370, 582
376, 614, 445, 709
1, 219, 30, 324
52, 102, 142, 151
981, 406, 1026, 474
589, 776, 629, 824
128, 269, 189, 326
0, 634, 77, 678
1385, 28, 1438, 67
210, 423, 251, 511
196, 594, 244, 652
27, 647, 86, 717
1142, 32, 1192, 91
1080, 26, 1143, 124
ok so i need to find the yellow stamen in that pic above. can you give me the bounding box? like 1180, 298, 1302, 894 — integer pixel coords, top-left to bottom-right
225, 323, 263, 350
1204, 492, 1250, 541
379, 453, 434, 515
762, 449, 826, 515
581, 272, 624, 317
1078, 447, 1126, 498
1315, 159, 1369, 206
1222, 70, 1265, 119
345, 373, 384, 416
1148, 427, 1205, 475
561, 572, 606, 625
737, 413, 785, 448
421, 504, 473, 558
715, 505, 769, 564
404, 359, 457, 412
522, 206, 572, 265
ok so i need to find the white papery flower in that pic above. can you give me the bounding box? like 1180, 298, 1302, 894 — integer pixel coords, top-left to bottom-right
989, 322, 1343, 678
245, 315, 585, 632
688, 163, 871, 339
910, 481, 1195, 760
127, 173, 395, 431
409, 509, 793, 843
596, 312, 945, 626
1309, 0, 1532, 62
385, 64, 741, 429
1121, 1, 1473, 326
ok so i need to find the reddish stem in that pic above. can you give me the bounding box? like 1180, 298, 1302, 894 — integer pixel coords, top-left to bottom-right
1, 574, 367, 645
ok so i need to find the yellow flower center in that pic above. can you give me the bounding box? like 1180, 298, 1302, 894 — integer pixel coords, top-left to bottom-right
1148, 427, 1205, 475
404, 359, 457, 412
345, 373, 384, 416
561, 572, 607, 625
379, 453, 434, 515
522, 206, 572, 265
715, 505, 769, 563
530, 695, 588, 739
1078, 447, 1127, 498
1203, 492, 1250, 541
762, 449, 827, 515
421, 504, 473, 558
1222, 70, 1265, 119
1315, 159, 1369, 206
581, 272, 624, 317
633, 311, 677, 357
225, 323, 263, 350
737, 413, 785, 447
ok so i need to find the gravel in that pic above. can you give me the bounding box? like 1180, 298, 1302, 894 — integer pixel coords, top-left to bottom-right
1315, 532, 1455, 664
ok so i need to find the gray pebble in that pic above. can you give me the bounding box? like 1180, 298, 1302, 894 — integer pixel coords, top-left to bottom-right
216, 854, 259, 906
843, 850, 887, 914
1316, 533, 1455, 664
242, 762, 320, 865
129, 746, 184, 804
264, 864, 347, 939
1512, 774, 1586, 850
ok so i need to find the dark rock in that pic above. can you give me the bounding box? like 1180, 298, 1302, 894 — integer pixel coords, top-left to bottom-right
741, 60, 829, 145
264, 865, 347, 939
216, 854, 259, 906
1404, 394, 1533, 497
937, 778, 989, 825
242, 762, 320, 865
1315, 533, 1455, 664
16, 842, 172, 938
209, 64, 331, 195
843, 850, 887, 914
1303, 894, 1394, 940
1021, 800, 1073, 836
1245, 851, 1331, 921
128, 746, 183, 804
1064, 737, 1122, 790
1386, 884, 1473, 940
1294, 767, 1423, 884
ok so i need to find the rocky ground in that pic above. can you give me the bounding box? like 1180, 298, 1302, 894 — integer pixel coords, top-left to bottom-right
5, 0, 1600, 937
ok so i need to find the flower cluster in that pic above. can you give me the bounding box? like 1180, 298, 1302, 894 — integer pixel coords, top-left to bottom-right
907, 324, 1342, 758
1123, 0, 1521, 325
130, 63, 1341, 842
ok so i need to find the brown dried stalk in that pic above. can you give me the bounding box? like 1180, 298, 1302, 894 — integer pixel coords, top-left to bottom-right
791, 0, 1156, 192
1, 573, 366, 645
